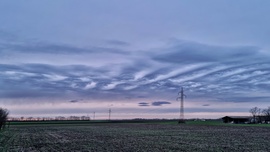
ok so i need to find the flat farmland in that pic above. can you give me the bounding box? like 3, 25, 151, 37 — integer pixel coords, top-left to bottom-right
1, 122, 270, 152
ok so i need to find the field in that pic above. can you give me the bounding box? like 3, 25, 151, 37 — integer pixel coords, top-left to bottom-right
1, 121, 270, 151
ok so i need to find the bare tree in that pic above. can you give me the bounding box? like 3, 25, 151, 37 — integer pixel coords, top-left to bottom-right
0, 108, 9, 130
262, 107, 270, 123
257, 109, 263, 123
249, 107, 260, 124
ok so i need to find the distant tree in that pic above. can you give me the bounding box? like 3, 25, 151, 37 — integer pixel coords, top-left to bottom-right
0, 108, 9, 130
257, 109, 263, 123
249, 107, 260, 123
262, 107, 270, 123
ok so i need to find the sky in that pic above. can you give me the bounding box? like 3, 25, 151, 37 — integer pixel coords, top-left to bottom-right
1, 0, 270, 119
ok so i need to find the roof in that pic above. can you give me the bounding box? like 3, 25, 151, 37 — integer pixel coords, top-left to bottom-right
222, 116, 251, 119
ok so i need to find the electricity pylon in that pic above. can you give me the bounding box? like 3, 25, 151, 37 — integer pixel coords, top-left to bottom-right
177, 87, 186, 123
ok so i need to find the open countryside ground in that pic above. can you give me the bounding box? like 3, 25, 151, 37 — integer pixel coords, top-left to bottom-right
1, 122, 270, 152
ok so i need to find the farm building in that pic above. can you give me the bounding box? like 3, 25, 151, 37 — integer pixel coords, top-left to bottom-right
222, 116, 251, 124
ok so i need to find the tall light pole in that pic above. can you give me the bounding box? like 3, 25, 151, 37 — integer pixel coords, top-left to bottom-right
177, 87, 186, 123
109, 108, 111, 121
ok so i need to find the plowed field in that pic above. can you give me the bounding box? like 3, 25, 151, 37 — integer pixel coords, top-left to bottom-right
1, 123, 270, 151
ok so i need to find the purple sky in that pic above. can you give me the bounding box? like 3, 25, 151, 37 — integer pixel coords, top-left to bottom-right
1, 0, 270, 119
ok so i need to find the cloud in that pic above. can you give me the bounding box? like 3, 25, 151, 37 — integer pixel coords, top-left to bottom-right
1, 38, 270, 107
106, 40, 130, 46
102, 82, 124, 90
134, 70, 153, 81
69, 100, 78, 103
152, 101, 171, 106
0, 41, 128, 55
138, 101, 172, 107
42, 74, 67, 81
218, 96, 270, 103
137, 96, 148, 98
153, 40, 263, 64
0, 30, 16, 41
84, 82, 97, 90
69, 99, 83, 103
146, 64, 208, 84
138, 102, 149, 107
202, 104, 210, 107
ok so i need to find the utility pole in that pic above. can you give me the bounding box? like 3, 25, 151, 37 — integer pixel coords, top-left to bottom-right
108, 108, 111, 121
177, 87, 186, 123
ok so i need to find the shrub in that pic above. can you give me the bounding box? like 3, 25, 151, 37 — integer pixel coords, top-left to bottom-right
0, 108, 9, 130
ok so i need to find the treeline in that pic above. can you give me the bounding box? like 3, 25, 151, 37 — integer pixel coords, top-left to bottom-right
250, 107, 270, 123
9, 116, 91, 121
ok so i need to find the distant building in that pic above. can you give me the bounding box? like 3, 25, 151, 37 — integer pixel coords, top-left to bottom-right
222, 116, 251, 124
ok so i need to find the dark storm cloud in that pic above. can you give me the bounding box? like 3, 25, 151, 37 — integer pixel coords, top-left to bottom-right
153, 41, 262, 64
152, 101, 171, 106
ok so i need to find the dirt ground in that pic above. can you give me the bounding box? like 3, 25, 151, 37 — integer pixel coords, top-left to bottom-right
1, 123, 270, 151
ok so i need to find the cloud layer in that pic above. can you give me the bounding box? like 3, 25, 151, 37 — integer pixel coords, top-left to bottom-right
1, 1, 270, 118
1, 38, 270, 105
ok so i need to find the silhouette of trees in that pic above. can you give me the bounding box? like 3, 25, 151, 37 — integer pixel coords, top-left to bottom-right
248, 107, 270, 124
262, 107, 270, 123
0, 108, 9, 130
249, 107, 260, 123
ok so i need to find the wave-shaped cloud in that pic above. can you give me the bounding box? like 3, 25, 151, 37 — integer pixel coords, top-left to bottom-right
1, 39, 270, 105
